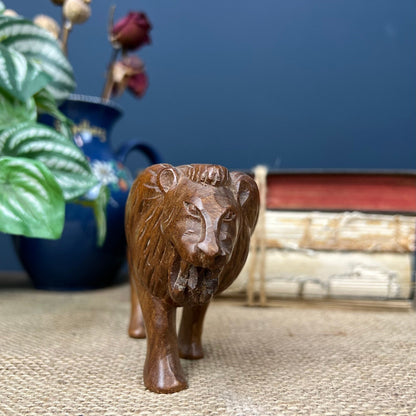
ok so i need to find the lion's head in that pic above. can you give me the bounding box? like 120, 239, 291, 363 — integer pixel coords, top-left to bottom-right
126, 164, 259, 306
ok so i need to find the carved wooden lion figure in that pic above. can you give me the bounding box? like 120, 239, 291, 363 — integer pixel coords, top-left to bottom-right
125, 163, 259, 393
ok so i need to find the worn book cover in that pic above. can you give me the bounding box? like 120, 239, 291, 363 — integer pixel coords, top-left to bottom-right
226, 170, 416, 302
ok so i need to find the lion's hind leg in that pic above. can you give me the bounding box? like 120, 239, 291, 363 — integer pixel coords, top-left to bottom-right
178, 303, 209, 360
128, 275, 146, 339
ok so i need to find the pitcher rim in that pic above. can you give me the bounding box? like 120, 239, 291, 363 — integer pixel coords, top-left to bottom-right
67, 94, 123, 114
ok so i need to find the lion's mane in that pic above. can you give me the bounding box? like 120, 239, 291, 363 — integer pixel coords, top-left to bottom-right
125, 164, 259, 302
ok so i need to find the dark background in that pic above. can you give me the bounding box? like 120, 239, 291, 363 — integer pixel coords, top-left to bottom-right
1, 0, 415, 270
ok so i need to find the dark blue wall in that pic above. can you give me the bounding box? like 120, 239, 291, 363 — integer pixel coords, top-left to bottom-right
1, 0, 415, 270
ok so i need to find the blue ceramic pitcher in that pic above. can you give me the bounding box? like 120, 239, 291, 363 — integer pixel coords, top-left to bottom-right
13, 95, 161, 290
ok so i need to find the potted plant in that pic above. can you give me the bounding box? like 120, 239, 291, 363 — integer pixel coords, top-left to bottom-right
0, 2, 160, 290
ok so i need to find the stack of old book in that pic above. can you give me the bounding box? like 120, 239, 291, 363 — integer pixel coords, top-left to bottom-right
226, 169, 416, 305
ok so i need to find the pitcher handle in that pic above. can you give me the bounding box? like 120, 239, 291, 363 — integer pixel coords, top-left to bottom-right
115, 139, 162, 165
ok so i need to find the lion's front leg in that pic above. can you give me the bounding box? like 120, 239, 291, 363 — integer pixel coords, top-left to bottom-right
178, 303, 210, 360
128, 274, 146, 339
138, 287, 187, 393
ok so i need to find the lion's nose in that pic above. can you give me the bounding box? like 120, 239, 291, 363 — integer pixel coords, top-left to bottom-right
197, 240, 219, 258
197, 239, 227, 269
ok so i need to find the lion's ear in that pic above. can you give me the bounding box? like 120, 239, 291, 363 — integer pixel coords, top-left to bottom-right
157, 166, 179, 193
231, 172, 260, 232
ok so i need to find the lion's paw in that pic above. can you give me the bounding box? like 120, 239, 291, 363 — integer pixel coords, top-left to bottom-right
178, 341, 204, 360
144, 359, 188, 394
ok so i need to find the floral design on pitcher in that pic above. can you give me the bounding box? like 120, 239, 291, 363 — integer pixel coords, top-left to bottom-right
85, 160, 132, 201
91, 160, 118, 185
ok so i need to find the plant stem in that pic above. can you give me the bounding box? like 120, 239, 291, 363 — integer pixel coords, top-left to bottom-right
61, 20, 72, 56
101, 47, 120, 101
101, 5, 120, 101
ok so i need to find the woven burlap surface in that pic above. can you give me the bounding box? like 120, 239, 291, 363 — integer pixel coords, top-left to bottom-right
0, 278, 415, 416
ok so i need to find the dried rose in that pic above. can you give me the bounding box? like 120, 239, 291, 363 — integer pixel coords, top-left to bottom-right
50, 0, 65, 5
127, 71, 148, 98
34, 15, 60, 39
111, 56, 148, 98
112, 12, 152, 51
63, 0, 91, 25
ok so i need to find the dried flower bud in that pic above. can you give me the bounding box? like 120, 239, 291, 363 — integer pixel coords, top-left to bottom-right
111, 56, 148, 98
34, 15, 60, 39
3, 9, 19, 17
122, 55, 145, 72
127, 71, 148, 98
50, 0, 65, 5
112, 12, 151, 51
63, 0, 91, 25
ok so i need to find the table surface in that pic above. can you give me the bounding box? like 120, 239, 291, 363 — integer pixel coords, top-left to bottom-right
1, 274, 416, 416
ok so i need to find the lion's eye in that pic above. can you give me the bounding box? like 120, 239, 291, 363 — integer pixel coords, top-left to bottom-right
184, 201, 199, 217
223, 209, 236, 222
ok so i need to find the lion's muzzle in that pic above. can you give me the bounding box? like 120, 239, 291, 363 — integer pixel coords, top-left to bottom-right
169, 257, 220, 305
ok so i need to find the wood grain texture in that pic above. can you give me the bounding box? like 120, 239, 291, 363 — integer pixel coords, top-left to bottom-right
125, 163, 259, 393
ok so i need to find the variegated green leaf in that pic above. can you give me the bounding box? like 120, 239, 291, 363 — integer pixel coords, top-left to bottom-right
0, 156, 65, 239
0, 3, 5, 14
34, 89, 74, 140
0, 93, 36, 128
0, 122, 98, 200
0, 15, 75, 102
0, 43, 51, 102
